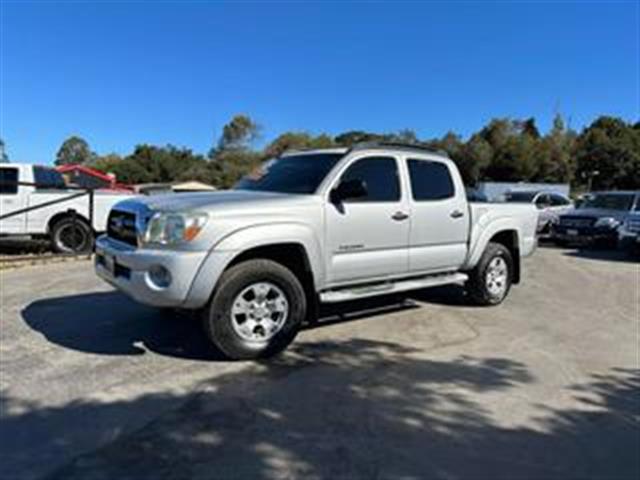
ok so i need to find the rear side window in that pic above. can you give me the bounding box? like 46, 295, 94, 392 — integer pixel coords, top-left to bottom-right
0, 167, 18, 194
33, 166, 66, 190
535, 194, 550, 207
340, 156, 400, 202
407, 159, 454, 201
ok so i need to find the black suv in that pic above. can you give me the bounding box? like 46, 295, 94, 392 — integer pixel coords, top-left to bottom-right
552, 191, 640, 247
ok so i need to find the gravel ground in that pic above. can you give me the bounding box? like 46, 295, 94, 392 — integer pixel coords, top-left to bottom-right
0, 247, 638, 480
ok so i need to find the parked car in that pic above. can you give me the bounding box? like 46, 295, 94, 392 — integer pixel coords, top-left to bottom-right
618, 211, 640, 256
95, 143, 538, 360
0, 163, 133, 252
552, 191, 640, 247
504, 190, 572, 236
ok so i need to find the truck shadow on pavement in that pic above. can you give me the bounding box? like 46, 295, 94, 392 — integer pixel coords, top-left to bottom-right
21, 291, 429, 361
2, 338, 638, 480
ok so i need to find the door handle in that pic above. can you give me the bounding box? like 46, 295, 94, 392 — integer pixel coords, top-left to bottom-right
450, 210, 464, 219
391, 211, 409, 221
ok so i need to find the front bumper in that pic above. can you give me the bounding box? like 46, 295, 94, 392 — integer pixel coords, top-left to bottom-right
551, 225, 618, 245
618, 229, 640, 251
94, 235, 210, 308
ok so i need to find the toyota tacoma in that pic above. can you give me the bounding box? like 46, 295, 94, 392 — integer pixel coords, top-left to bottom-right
95, 143, 538, 359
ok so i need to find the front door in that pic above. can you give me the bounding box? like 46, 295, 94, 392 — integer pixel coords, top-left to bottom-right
0, 166, 26, 234
325, 155, 410, 284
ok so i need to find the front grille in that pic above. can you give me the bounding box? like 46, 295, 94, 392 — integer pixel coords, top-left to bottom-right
560, 217, 595, 228
107, 209, 138, 246
628, 220, 640, 233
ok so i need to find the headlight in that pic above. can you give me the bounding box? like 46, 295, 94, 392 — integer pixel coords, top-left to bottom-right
594, 217, 620, 229
143, 212, 208, 245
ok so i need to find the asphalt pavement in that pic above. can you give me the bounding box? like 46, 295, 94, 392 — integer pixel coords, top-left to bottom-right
0, 247, 638, 479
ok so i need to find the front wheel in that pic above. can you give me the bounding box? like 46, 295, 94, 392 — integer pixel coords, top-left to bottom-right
203, 259, 306, 360
466, 242, 513, 306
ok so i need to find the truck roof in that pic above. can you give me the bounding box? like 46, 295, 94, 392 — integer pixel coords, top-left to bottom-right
282, 142, 451, 161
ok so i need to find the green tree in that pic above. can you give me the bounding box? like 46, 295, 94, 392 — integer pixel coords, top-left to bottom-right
0, 138, 8, 163
264, 132, 336, 158
91, 153, 123, 175
214, 114, 260, 153
461, 134, 493, 185
55, 136, 96, 165
334, 130, 387, 146
533, 114, 576, 183
106, 145, 208, 184
574, 116, 640, 190
208, 115, 262, 188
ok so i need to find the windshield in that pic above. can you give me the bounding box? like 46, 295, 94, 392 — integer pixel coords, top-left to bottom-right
234, 153, 344, 194
581, 193, 635, 211
505, 191, 537, 203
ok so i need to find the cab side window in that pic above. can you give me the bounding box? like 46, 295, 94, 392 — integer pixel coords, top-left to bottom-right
0, 167, 18, 195
407, 159, 455, 201
340, 156, 400, 202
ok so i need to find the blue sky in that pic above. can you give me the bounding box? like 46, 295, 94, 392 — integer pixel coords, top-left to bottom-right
1, 0, 638, 164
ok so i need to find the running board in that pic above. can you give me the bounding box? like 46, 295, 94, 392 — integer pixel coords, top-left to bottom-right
319, 272, 468, 303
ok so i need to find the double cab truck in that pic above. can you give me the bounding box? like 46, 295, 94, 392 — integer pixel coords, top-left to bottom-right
0, 163, 132, 252
95, 143, 538, 359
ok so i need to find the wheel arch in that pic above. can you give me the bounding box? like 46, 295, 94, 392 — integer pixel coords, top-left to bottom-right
184, 224, 323, 315
465, 223, 521, 284
47, 210, 93, 234
488, 230, 520, 284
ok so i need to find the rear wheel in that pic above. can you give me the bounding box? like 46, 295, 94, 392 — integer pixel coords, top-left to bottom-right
203, 259, 306, 360
467, 242, 513, 306
50, 217, 94, 253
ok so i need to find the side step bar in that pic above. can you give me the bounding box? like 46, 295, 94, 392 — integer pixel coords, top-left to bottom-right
319, 272, 468, 303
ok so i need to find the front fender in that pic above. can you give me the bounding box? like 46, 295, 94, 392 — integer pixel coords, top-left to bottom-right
183, 222, 324, 309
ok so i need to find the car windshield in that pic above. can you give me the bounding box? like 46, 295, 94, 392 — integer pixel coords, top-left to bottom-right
505, 191, 537, 202
234, 153, 344, 194
581, 193, 635, 211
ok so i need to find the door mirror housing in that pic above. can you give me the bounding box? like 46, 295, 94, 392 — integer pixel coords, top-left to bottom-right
331, 179, 368, 203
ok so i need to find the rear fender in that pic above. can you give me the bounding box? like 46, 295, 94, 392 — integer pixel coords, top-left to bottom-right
464, 218, 521, 270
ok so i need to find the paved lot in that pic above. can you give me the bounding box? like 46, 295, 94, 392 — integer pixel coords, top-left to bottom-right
0, 247, 638, 479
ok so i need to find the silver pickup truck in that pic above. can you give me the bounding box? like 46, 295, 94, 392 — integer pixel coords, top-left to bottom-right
95, 143, 538, 359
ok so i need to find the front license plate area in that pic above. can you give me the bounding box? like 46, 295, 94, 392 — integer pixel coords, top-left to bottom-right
104, 253, 116, 274
567, 229, 578, 236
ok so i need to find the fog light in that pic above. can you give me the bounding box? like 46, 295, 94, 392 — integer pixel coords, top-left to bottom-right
148, 265, 172, 289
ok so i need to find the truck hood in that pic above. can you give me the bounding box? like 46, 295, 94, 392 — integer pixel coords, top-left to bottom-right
561, 208, 629, 220
115, 190, 318, 214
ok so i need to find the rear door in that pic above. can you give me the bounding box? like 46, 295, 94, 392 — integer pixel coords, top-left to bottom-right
0, 166, 26, 233
406, 157, 469, 273
324, 155, 410, 284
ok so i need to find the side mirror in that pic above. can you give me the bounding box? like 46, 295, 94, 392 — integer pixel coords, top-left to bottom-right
331, 179, 368, 203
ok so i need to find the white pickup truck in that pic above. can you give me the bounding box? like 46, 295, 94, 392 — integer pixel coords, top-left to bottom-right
0, 163, 132, 252
95, 144, 538, 359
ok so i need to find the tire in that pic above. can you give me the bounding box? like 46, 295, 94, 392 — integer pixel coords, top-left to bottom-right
466, 242, 514, 306
50, 217, 94, 253
203, 259, 306, 360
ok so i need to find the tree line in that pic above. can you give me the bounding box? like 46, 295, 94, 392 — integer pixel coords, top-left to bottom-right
5, 113, 639, 191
